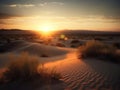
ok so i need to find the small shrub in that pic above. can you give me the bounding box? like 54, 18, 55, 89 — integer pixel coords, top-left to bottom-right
38, 65, 61, 81
94, 37, 105, 41
50, 69, 61, 80
56, 43, 65, 47
78, 40, 120, 62
0, 52, 61, 84
113, 42, 120, 49
71, 45, 76, 48
71, 44, 81, 48
41, 54, 49, 57
3, 52, 39, 82
71, 39, 79, 44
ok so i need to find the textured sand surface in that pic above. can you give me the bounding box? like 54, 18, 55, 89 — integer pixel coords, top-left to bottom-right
0, 41, 120, 90
45, 51, 120, 90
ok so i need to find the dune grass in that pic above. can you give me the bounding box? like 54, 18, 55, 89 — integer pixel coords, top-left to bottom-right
0, 52, 61, 84
78, 40, 120, 63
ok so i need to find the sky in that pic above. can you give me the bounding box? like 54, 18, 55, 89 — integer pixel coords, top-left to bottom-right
0, 0, 120, 31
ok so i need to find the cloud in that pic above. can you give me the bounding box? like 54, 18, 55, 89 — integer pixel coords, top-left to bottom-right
0, 13, 22, 19
39, 2, 64, 7
50, 2, 64, 5
0, 20, 15, 25
5, 2, 64, 8
39, 2, 47, 7
7, 4, 35, 8
0, 20, 6, 24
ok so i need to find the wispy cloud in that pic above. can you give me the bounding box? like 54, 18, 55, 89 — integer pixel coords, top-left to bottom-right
7, 4, 35, 8
0, 21, 6, 24
39, 2, 64, 7
50, 2, 64, 6
0, 13, 22, 19
5, 2, 64, 8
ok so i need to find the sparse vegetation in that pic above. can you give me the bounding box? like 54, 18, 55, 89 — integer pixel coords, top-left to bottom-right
2, 52, 39, 82
71, 39, 79, 44
0, 52, 61, 84
71, 45, 76, 48
56, 43, 65, 47
113, 42, 120, 49
41, 54, 49, 57
78, 40, 120, 63
38, 65, 61, 81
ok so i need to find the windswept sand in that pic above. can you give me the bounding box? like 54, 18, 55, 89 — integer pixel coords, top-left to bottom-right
44, 51, 120, 90
0, 41, 120, 90
43, 53, 120, 90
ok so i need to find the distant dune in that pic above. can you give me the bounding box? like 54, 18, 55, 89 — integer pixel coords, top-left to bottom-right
0, 29, 120, 36
14, 42, 69, 57
0, 40, 69, 57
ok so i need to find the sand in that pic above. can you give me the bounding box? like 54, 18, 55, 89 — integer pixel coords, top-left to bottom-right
0, 41, 120, 90
44, 51, 120, 90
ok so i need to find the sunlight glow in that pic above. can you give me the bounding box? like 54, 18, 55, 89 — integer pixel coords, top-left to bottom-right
37, 24, 56, 36
41, 25, 54, 33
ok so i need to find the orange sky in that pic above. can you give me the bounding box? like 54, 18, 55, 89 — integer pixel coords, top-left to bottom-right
0, 0, 120, 31
0, 15, 119, 31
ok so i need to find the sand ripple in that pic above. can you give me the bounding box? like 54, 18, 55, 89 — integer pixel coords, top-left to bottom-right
45, 52, 120, 90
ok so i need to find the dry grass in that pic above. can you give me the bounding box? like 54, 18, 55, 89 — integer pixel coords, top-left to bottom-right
3, 52, 39, 82
38, 65, 61, 82
0, 52, 61, 84
78, 40, 120, 63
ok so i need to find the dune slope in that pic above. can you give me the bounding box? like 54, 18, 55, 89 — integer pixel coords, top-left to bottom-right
0, 41, 69, 57
0, 41, 120, 90
45, 51, 120, 90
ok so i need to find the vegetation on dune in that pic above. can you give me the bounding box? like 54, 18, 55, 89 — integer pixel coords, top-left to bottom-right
56, 42, 65, 47
38, 65, 61, 81
113, 42, 120, 49
71, 45, 76, 48
71, 39, 79, 44
41, 54, 49, 57
0, 52, 61, 84
78, 40, 120, 63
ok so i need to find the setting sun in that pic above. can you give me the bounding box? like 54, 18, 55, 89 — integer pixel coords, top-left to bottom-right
41, 25, 54, 33
36, 24, 56, 36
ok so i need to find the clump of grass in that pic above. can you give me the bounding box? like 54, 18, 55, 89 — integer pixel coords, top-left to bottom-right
78, 40, 120, 63
2, 52, 39, 82
71, 45, 76, 48
71, 39, 79, 44
41, 54, 49, 57
38, 65, 61, 83
0, 52, 61, 84
56, 43, 65, 47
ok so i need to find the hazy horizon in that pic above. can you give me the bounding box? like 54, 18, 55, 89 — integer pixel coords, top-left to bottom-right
0, 0, 120, 31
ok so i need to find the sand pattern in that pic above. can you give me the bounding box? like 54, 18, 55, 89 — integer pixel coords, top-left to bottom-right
45, 52, 120, 90
0, 42, 120, 90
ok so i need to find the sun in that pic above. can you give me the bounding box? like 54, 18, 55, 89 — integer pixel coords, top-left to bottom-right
41, 26, 53, 33
37, 25, 56, 36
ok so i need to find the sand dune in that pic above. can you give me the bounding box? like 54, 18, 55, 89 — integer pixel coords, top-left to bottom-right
0, 41, 71, 68
0, 40, 70, 57
0, 41, 120, 90
44, 52, 120, 90
14, 43, 70, 57
0, 40, 30, 53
